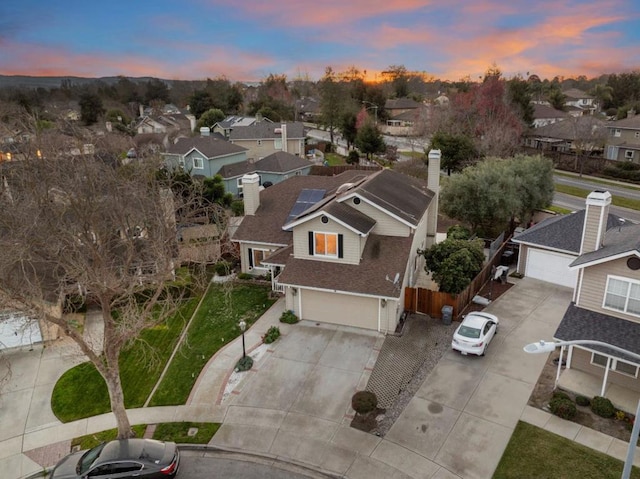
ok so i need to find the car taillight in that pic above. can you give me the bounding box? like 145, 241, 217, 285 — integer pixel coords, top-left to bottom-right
473, 341, 484, 347
160, 456, 177, 475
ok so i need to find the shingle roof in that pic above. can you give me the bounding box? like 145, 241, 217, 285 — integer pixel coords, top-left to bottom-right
533, 104, 569, 120
229, 122, 305, 140
348, 169, 433, 227
232, 170, 374, 245
563, 88, 593, 100
323, 201, 376, 235
513, 210, 622, 254
217, 151, 310, 179
570, 222, 640, 267
555, 302, 640, 361
276, 234, 413, 298
607, 115, 640, 130
165, 136, 247, 157
527, 116, 604, 140
385, 98, 420, 110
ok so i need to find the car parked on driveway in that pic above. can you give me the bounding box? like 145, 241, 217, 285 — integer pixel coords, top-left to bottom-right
49, 438, 179, 479
451, 312, 499, 356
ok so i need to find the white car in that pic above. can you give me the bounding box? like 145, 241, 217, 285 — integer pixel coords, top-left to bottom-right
451, 312, 499, 356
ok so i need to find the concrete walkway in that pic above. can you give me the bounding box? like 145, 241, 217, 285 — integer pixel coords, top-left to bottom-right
3, 278, 640, 479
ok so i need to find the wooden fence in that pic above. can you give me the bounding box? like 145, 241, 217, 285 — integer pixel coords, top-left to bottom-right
405, 240, 511, 321
309, 164, 382, 176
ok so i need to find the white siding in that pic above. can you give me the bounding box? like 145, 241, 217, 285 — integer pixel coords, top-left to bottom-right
342, 197, 411, 237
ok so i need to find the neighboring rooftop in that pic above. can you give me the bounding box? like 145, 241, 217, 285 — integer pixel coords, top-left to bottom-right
165, 136, 247, 157
229, 122, 306, 140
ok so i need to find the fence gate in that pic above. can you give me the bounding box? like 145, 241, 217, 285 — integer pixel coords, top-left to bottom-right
404, 287, 432, 315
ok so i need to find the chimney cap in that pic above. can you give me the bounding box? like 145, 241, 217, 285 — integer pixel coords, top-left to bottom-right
242, 173, 260, 184
586, 190, 611, 206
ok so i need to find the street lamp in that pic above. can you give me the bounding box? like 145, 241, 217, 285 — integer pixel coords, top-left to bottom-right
362, 101, 378, 124
524, 339, 640, 479
239, 320, 247, 359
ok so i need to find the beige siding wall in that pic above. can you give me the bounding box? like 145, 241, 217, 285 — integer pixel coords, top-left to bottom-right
342, 197, 411, 237
581, 205, 602, 252
292, 216, 360, 264
299, 289, 380, 331
231, 139, 304, 160
570, 348, 640, 393
517, 245, 529, 275
239, 242, 280, 275
577, 258, 640, 324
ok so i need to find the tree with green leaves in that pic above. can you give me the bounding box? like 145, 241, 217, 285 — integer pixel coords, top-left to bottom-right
144, 78, 170, 104
429, 131, 478, 174
319, 67, 348, 145
548, 87, 567, 110
189, 90, 214, 119
339, 111, 358, 150
196, 108, 225, 130
440, 155, 554, 237
507, 76, 534, 125
418, 238, 485, 294
355, 121, 385, 160
79, 92, 105, 125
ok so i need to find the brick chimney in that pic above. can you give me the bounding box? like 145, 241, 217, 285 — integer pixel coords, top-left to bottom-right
580, 190, 611, 254
426, 149, 441, 244
242, 173, 261, 216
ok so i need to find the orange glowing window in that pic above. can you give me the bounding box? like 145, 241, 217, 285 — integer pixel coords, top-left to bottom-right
314, 232, 337, 256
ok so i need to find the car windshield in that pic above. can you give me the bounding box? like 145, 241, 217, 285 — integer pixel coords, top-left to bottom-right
77, 443, 106, 474
458, 325, 481, 339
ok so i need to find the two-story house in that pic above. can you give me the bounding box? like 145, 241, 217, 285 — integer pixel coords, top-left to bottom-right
532, 104, 569, 128
229, 122, 306, 160
212, 116, 271, 139
162, 136, 247, 178
553, 190, 640, 411
563, 88, 596, 116
216, 151, 312, 197
232, 151, 442, 333
604, 112, 640, 162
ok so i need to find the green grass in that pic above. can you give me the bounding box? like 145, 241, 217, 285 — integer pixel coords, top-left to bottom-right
52, 297, 199, 422
555, 184, 640, 210
555, 170, 640, 191
493, 421, 640, 479
148, 283, 274, 406
71, 425, 147, 450
398, 151, 426, 160
547, 205, 572, 215
152, 421, 220, 444
324, 152, 347, 166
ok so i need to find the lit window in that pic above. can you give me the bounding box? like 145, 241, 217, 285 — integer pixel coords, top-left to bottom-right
314, 232, 337, 257
604, 276, 640, 316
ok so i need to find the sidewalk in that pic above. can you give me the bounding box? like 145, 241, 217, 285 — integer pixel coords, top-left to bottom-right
4, 279, 640, 479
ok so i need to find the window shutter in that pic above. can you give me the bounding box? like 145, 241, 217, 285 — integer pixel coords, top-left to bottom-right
248, 248, 254, 268
308, 231, 314, 255
338, 234, 344, 258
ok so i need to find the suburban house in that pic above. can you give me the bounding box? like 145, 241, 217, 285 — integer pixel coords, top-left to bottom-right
294, 97, 320, 122
135, 113, 195, 136
162, 135, 247, 178
532, 104, 569, 128
604, 111, 640, 162
563, 88, 596, 116
217, 151, 312, 197
551, 191, 640, 410
213, 116, 271, 139
232, 151, 442, 333
384, 98, 421, 118
523, 116, 605, 154
229, 122, 306, 160
513, 208, 623, 288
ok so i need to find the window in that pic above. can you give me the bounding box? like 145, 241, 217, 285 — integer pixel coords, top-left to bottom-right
591, 353, 639, 377
604, 276, 640, 316
614, 129, 621, 137
248, 248, 269, 270
274, 139, 282, 150
625, 150, 635, 160
236, 177, 244, 197
193, 157, 204, 169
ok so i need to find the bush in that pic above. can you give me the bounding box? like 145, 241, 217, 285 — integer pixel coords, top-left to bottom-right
263, 326, 280, 344
235, 355, 253, 371
575, 395, 590, 407
347, 151, 360, 165
280, 310, 299, 324
237, 273, 253, 280
351, 391, 378, 414
549, 397, 577, 420
231, 200, 244, 216
447, 225, 472, 240
591, 396, 615, 418
552, 390, 571, 402
214, 261, 230, 276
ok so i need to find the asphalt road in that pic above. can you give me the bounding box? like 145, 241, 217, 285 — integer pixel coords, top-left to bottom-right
554, 174, 640, 201
176, 451, 328, 479
553, 192, 640, 223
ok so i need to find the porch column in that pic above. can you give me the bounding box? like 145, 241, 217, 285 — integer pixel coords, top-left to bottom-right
554, 345, 565, 387
566, 345, 574, 369
601, 357, 611, 397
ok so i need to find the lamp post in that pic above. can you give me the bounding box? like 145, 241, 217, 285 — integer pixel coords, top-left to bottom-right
362, 101, 378, 124
524, 339, 640, 479
239, 320, 246, 359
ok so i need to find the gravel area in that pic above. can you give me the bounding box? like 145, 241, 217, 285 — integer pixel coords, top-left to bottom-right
374, 315, 456, 437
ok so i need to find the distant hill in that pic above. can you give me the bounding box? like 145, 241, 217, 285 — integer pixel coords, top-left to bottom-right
0, 75, 170, 89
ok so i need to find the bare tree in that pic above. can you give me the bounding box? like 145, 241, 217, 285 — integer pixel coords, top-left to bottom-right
571, 116, 606, 176
0, 125, 226, 438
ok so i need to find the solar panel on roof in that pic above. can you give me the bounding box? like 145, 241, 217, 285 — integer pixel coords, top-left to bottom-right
284, 188, 326, 225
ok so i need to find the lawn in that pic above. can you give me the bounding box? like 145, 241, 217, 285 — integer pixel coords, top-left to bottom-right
324, 152, 347, 166
493, 421, 640, 479
51, 282, 273, 421
148, 282, 274, 406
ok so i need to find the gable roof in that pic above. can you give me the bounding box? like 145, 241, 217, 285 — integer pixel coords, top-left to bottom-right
229, 122, 306, 141
513, 210, 622, 254
533, 104, 569, 120
527, 116, 605, 141
165, 136, 247, 158
607, 114, 640, 130
563, 88, 593, 100
570, 222, 640, 268
385, 98, 420, 110
313, 201, 376, 235
232, 170, 375, 245
217, 151, 310, 179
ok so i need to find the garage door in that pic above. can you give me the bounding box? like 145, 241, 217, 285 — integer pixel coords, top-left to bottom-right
526, 249, 577, 288
0, 311, 42, 350
301, 290, 378, 330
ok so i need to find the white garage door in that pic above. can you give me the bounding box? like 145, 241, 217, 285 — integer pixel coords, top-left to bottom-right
0, 311, 42, 350
526, 249, 577, 288
301, 290, 378, 330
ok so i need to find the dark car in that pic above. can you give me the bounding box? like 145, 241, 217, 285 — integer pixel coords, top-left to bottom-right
49, 438, 179, 479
